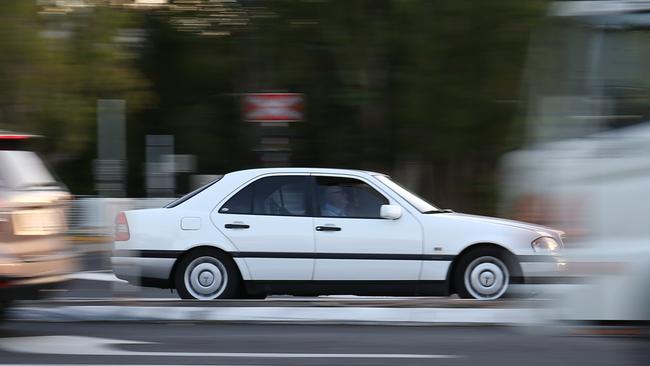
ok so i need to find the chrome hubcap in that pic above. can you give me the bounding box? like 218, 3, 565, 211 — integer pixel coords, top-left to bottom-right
479, 270, 495, 287
184, 256, 227, 300
198, 270, 215, 287
464, 256, 509, 300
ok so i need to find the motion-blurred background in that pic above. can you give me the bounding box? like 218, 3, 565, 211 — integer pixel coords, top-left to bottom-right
0, 0, 544, 215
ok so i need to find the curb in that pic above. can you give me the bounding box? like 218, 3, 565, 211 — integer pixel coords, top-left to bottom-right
8, 305, 548, 325
19, 297, 545, 308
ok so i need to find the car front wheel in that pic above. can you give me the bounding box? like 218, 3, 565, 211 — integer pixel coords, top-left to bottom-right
454, 249, 511, 300
174, 249, 240, 300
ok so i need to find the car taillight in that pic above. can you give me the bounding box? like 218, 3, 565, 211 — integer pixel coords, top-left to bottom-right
0, 134, 32, 140
114, 212, 130, 241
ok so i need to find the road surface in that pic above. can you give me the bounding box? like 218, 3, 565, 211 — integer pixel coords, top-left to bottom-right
0, 321, 647, 366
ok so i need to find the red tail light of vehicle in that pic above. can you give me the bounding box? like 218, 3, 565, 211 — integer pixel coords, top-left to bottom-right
114, 212, 130, 241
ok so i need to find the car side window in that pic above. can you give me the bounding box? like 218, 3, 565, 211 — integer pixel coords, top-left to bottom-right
315, 176, 388, 218
219, 184, 253, 214
219, 176, 308, 216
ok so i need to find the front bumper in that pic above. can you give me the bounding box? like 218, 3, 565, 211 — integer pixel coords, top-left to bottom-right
518, 254, 576, 284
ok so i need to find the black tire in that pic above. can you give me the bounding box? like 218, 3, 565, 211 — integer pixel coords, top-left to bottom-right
453, 248, 514, 300
173, 248, 241, 300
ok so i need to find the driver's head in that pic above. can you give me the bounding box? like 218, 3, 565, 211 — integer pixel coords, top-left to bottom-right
324, 186, 348, 208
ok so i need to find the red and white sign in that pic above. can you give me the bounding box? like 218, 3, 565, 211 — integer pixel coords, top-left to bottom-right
242, 93, 304, 122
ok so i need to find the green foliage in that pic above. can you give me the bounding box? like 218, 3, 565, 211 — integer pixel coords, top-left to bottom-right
0, 1, 150, 162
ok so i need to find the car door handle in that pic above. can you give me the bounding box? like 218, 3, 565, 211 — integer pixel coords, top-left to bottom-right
315, 226, 341, 232
225, 223, 250, 229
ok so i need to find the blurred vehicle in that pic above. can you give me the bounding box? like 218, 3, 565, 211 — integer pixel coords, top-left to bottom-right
500, 1, 650, 321
0, 131, 76, 319
112, 167, 564, 300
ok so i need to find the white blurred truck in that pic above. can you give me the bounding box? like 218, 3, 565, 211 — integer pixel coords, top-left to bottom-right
500, 1, 650, 322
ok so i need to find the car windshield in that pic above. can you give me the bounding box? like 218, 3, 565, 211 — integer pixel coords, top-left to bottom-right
0, 150, 59, 189
375, 175, 439, 213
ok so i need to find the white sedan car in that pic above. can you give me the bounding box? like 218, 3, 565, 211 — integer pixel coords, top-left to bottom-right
112, 168, 564, 300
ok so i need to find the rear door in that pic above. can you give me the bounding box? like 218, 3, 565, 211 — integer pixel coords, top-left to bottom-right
213, 174, 314, 280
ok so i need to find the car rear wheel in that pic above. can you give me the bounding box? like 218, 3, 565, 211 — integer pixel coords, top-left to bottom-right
174, 249, 240, 300
454, 248, 511, 300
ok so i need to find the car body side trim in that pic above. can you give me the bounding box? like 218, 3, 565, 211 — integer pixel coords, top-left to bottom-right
233, 252, 455, 261
113, 250, 455, 261
113, 250, 559, 263
113, 250, 184, 258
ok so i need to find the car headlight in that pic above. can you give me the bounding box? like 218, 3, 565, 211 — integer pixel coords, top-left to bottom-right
531, 236, 560, 253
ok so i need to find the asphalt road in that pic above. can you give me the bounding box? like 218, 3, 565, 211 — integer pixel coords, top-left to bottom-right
0, 321, 647, 366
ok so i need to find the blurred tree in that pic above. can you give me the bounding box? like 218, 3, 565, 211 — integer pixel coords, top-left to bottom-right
388, 0, 547, 211
0, 0, 151, 193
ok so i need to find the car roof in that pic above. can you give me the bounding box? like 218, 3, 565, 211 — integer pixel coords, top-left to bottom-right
224, 167, 386, 179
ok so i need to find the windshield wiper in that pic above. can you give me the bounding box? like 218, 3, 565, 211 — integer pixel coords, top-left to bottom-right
423, 209, 454, 214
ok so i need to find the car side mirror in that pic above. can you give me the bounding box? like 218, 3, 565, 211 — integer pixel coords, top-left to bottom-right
380, 204, 402, 220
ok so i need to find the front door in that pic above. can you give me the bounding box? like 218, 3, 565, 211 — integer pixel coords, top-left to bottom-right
312, 175, 423, 281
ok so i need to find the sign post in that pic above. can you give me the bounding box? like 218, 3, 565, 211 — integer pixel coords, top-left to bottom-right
242, 93, 305, 124
95, 99, 126, 197
242, 93, 304, 166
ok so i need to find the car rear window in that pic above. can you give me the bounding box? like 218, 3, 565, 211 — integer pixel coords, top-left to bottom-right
0, 150, 59, 189
165, 176, 223, 208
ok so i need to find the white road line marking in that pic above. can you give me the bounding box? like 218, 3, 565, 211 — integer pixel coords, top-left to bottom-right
68, 272, 126, 283
0, 336, 460, 359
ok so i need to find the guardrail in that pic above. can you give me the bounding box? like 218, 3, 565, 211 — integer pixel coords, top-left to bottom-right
68, 196, 173, 239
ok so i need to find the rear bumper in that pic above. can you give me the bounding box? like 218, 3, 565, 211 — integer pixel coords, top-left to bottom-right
0, 254, 77, 279
0, 250, 78, 301
111, 256, 175, 288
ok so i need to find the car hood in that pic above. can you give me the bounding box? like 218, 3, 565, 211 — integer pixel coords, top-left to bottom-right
443, 212, 563, 237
